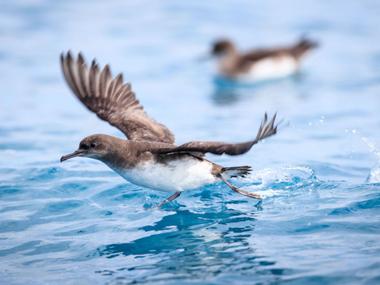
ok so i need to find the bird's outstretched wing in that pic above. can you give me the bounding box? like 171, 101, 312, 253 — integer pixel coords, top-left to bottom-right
60, 51, 175, 144
156, 113, 278, 156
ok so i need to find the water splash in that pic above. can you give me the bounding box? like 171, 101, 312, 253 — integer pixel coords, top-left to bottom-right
240, 165, 318, 198
359, 134, 380, 183
346, 128, 380, 183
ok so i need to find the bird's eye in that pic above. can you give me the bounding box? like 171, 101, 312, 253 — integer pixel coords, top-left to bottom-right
90, 142, 97, 148
80, 143, 89, 150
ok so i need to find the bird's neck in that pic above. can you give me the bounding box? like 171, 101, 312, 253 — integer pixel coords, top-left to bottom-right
99, 141, 136, 170
100, 140, 156, 172
218, 52, 239, 75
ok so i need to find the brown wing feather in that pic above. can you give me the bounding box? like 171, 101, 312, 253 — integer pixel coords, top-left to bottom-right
239, 37, 318, 70
237, 48, 290, 72
60, 51, 175, 144
156, 113, 278, 156
241, 48, 286, 62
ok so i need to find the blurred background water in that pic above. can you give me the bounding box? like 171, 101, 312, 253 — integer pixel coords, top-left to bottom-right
1, 0, 380, 284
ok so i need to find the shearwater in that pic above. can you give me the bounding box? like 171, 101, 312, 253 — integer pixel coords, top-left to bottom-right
60, 51, 279, 207
209, 36, 318, 81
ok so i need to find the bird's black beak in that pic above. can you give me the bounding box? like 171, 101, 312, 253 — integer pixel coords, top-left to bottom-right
60, 149, 85, 162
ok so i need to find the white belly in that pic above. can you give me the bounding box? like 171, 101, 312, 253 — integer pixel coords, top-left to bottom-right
114, 158, 216, 192
240, 56, 298, 81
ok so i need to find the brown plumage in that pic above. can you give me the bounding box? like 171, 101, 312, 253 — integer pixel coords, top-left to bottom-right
60, 52, 280, 207
155, 113, 277, 156
238, 38, 318, 63
60, 52, 174, 144
211, 37, 319, 79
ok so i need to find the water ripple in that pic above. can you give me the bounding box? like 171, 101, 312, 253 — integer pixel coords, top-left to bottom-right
1, 0, 380, 284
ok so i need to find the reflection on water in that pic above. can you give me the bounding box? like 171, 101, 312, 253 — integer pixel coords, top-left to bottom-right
96, 208, 284, 284
211, 73, 309, 106
1, 0, 380, 284
212, 87, 242, 106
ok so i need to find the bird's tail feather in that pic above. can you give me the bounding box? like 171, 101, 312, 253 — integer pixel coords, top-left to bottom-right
292, 36, 318, 58
221, 165, 252, 178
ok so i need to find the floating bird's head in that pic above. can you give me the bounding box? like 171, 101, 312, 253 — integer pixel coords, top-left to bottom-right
60, 134, 116, 162
211, 39, 236, 57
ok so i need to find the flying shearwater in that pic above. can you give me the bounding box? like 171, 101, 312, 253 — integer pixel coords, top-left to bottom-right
211, 36, 318, 81
60, 51, 279, 207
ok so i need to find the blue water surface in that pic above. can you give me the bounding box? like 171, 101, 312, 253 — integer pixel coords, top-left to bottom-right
1, 1, 380, 284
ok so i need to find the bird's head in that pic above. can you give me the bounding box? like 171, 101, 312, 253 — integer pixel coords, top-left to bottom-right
60, 134, 116, 162
211, 39, 236, 57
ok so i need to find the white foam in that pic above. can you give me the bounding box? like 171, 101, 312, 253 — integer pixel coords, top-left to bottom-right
354, 133, 380, 183
367, 166, 380, 183
241, 166, 316, 198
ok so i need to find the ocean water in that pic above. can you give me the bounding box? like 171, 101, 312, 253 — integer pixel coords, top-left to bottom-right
1, 0, 380, 284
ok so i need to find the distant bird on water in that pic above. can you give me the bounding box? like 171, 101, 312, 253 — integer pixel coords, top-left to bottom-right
59, 52, 279, 207
210, 36, 318, 81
